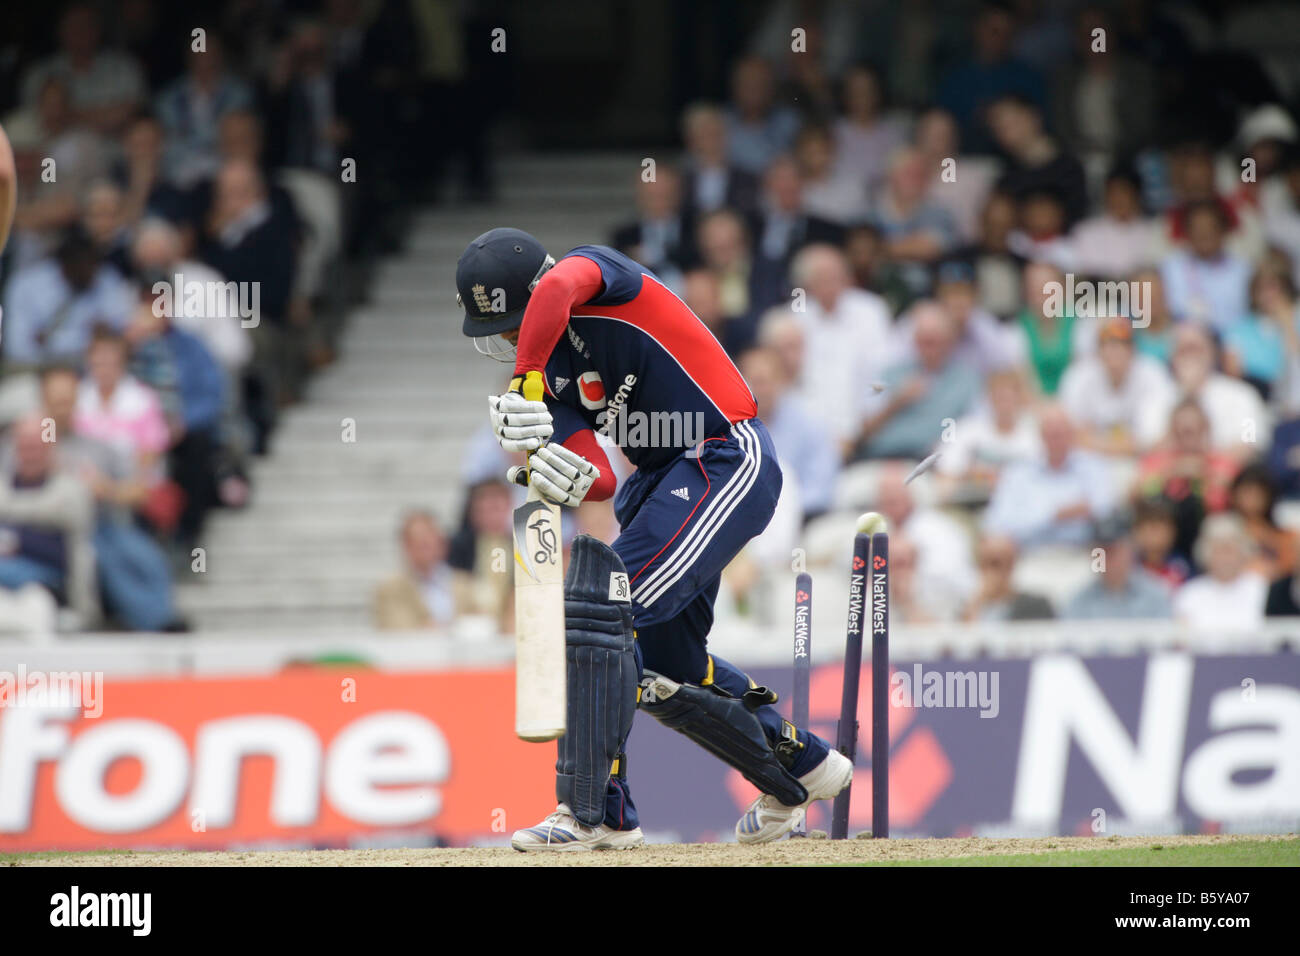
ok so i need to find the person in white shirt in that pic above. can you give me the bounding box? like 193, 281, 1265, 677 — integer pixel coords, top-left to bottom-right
1160, 201, 1252, 334
937, 368, 1042, 504
1059, 317, 1176, 456
1071, 166, 1163, 279
1139, 323, 1271, 460
1173, 513, 1267, 633
983, 403, 1117, 551
876, 461, 976, 620
131, 219, 253, 374
788, 243, 891, 452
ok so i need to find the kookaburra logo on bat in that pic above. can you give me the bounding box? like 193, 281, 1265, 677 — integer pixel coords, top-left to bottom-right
514, 500, 559, 581
530, 513, 558, 566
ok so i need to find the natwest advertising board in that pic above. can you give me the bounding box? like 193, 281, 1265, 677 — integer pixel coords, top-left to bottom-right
0, 669, 557, 851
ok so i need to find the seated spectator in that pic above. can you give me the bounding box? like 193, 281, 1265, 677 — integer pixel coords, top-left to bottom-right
679, 102, 759, 223
1135, 398, 1239, 563
2, 226, 134, 370
73, 324, 170, 498
789, 243, 890, 452
1050, 6, 1156, 159
1131, 267, 1177, 364
1007, 188, 1076, 272
963, 534, 1055, 622
871, 146, 959, 294
833, 64, 906, 200
1154, 323, 1270, 459
264, 20, 353, 176
1061, 514, 1172, 620
936, 5, 1044, 154
913, 106, 996, 244
7, 77, 108, 263
794, 124, 868, 226
1164, 142, 1246, 250
936, 368, 1041, 504
1131, 496, 1191, 589
1262, 145, 1300, 287
20, 1, 146, 137
1229, 462, 1298, 583
197, 158, 297, 448
611, 166, 690, 281
739, 345, 839, 521
890, 259, 1019, 374
0, 415, 97, 625
723, 56, 801, 175
1011, 260, 1095, 396
132, 218, 253, 375
1160, 200, 1251, 333
682, 269, 743, 354
876, 461, 976, 618
374, 510, 454, 630
882, 533, 943, 625
695, 208, 772, 353
984, 404, 1116, 551
988, 93, 1088, 226
1059, 318, 1176, 456
1173, 513, 1268, 633
125, 291, 227, 548
40, 366, 180, 631
961, 191, 1023, 319
1223, 266, 1294, 401
155, 32, 253, 186
114, 113, 195, 228
449, 480, 515, 631
81, 180, 133, 276
843, 222, 913, 316
753, 155, 844, 276
1071, 165, 1163, 279
856, 302, 981, 460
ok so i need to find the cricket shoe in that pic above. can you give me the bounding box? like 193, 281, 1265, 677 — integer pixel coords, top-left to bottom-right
735, 748, 854, 844
511, 804, 646, 852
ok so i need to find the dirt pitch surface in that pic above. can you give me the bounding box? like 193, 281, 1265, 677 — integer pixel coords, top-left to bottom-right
11, 833, 1295, 867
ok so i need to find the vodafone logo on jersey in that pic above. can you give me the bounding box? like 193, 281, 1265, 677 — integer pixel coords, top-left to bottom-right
577, 371, 607, 409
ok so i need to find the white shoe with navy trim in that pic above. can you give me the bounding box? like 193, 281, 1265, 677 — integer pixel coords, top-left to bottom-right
735, 749, 854, 844
511, 804, 646, 852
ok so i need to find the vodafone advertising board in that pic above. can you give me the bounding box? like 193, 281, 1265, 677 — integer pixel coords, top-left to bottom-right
0, 669, 556, 851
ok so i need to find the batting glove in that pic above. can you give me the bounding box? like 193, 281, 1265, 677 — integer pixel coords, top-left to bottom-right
508, 443, 601, 508
489, 373, 553, 452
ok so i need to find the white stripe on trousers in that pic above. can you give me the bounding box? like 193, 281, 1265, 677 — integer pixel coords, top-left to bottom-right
631, 421, 757, 604
636, 421, 762, 608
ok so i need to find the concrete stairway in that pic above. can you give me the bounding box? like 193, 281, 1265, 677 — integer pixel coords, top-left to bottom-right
175, 153, 640, 632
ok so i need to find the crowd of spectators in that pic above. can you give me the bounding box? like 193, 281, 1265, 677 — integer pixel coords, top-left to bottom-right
0, 0, 471, 632
602, 2, 1300, 633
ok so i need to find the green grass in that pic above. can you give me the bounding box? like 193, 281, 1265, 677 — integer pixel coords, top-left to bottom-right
869, 840, 1300, 867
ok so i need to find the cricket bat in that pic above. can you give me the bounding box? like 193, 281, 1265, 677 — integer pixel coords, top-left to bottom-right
512, 373, 566, 741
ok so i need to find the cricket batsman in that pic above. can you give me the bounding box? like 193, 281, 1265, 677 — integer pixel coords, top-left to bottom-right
456, 227, 852, 850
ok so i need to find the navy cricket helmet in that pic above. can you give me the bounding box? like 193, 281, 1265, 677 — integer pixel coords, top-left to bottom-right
456, 227, 555, 337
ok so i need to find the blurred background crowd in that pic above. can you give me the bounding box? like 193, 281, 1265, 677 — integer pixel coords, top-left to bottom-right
584, 0, 1300, 637
3, 0, 1300, 640
0, 0, 487, 631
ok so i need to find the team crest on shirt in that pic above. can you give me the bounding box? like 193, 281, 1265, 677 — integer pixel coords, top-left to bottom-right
577, 371, 607, 409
